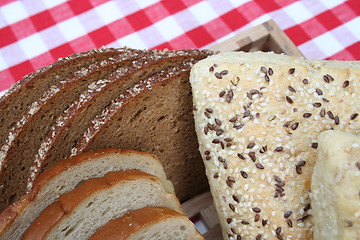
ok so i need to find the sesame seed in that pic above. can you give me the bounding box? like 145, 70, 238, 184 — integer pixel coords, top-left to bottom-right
243, 110, 251, 118
260, 66, 267, 74
204, 127, 209, 135
276, 227, 282, 235
297, 215, 310, 222
286, 96, 293, 104
237, 235, 242, 240
288, 68, 295, 74
290, 122, 299, 130
347, 221, 353, 227
247, 142, 256, 149
355, 162, 360, 170
343, 80, 350, 88
227, 218, 232, 224
220, 70, 228, 75
224, 137, 232, 142
229, 116, 238, 122
241, 220, 249, 225
240, 171, 248, 179
323, 98, 330, 103
205, 108, 213, 113
238, 153, 245, 160
213, 173, 219, 178
265, 74, 270, 82
216, 129, 224, 136
296, 160, 306, 167
274, 146, 284, 152
204, 150, 210, 155
219, 91, 226, 97
233, 194, 240, 202
311, 142, 318, 149
334, 116, 340, 125
275, 182, 285, 188
284, 211, 292, 218
313, 102, 322, 108
226, 90, 234, 103
288, 86, 296, 92
231, 228, 237, 234
296, 166, 302, 174
287, 219, 293, 227
252, 207, 261, 213
327, 111, 334, 119
256, 234, 262, 240
274, 175, 281, 183
315, 88, 323, 95
351, 113, 359, 120
212, 139, 220, 144
215, 72, 222, 79
215, 118, 222, 126
218, 156, 224, 162
229, 203, 235, 212
256, 163, 265, 169
268, 68, 273, 75
205, 155, 211, 161
302, 79, 309, 84
320, 109, 326, 117
259, 145, 268, 154
303, 203, 311, 211
209, 66, 214, 72
248, 152, 256, 162
204, 111, 211, 118
277, 235, 284, 240
262, 219, 267, 226
303, 113, 312, 118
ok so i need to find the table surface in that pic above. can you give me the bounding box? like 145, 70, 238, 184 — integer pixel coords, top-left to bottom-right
0, 0, 359, 94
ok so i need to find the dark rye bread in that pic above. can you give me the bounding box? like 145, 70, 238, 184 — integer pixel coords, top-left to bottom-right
0, 47, 128, 148
29, 49, 212, 199
0, 49, 144, 210
71, 61, 208, 202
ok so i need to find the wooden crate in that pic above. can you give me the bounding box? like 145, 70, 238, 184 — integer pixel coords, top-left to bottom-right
182, 19, 303, 240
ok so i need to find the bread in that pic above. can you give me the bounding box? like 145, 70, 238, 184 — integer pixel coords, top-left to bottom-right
190, 51, 360, 239
89, 206, 203, 240
0, 49, 144, 210
30, 49, 211, 201
0, 148, 174, 240
0, 47, 127, 148
311, 130, 360, 240
21, 170, 182, 240
72, 60, 209, 202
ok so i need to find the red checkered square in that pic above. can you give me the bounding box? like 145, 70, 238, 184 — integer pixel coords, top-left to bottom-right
144, 2, 169, 23
240, 2, 265, 22
126, 10, 153, 31
316, 9, 342, 30
166, 34, 197, 50
0, 0, 15, 7
29, 51, 54, 70
285, 24, 312, 46
346, 0, 360, 16
0, 70, 16, 92
161, 0, 187, 15
11, 18, 37, 40
50, 3, 75, 23
50, 43, 74, 60
89, 26, 116, 47
221, 8, 248, 31
68, 0, 94, 15
186, 26, 214, 48
108, 18, 134, 39
204, 18, 231, 40
9, 61, 35, 83
30, 10, 56, 32
70, 35, 96, 52
0, 26, 17, 48
253, 0, 281, 12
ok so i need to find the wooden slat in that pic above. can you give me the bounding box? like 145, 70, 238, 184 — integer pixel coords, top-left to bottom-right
182, 191, 214, 219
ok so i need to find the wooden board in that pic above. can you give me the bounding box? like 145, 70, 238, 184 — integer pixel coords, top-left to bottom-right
182, 19, 303, 240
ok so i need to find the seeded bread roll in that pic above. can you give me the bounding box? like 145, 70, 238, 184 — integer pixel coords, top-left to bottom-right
311, 130, 360, 240
0, 149, 174, 240
89, 206, 204, 240
21, 170, 182, 240
190, 51, 360, 239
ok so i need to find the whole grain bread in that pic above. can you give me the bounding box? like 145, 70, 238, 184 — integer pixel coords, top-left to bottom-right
72, 60, 209, 202
29, 49, 211, 200
0, 49, 145, 210
89, 206, 204, 240
190, 51, 360, 239
21, 170, 182, 240
0, 148, 174, 240
0, 47, 128, 148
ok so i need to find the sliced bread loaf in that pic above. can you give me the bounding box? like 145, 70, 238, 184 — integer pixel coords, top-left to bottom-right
21, 170, 182, 240
190, 52, 360, 239
0, 47, 128, 148
89, 206, 204, 240
0, 49, 145, 210
0, 148, 174, 240
71, 60, 208, 202
30, 49, 211, 199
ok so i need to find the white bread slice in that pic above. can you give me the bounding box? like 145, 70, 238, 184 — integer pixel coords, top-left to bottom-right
21, 170, 182, 240
89, 206, 204, 240
190, 51, 360, 239
0, 149, 174, 240
311, 131, 360, 240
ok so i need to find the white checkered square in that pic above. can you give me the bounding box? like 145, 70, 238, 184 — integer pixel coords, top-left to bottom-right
0, 53, 7, 72
318, 0, 346, 9
283, 1, 313, 24
154, 16, 183, 41
18, 33, 48, 59
95, 1, 123, 25
189, 1, 218, 25
0, 1, 28, 25
344, 17, 360, 40
57, 17, 87, 42
312, 32, 344, 58
134, 0, 159, 9
42, 0, 67, 9
118, 32, 148, 49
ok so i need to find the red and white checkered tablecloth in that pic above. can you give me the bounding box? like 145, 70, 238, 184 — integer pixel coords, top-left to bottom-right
0, 0, 359, 95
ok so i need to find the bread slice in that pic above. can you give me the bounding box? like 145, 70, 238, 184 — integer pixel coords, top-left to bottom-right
0, 148, 174, 240
0, 47, 127, 148
21, 170, 182, 240
89, 206, 204, 240
190, 51, 360, 239
0, 49, 145, 210
311, 131, 360, 240
72, 60, 209, 202
30, 49, 211, 198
